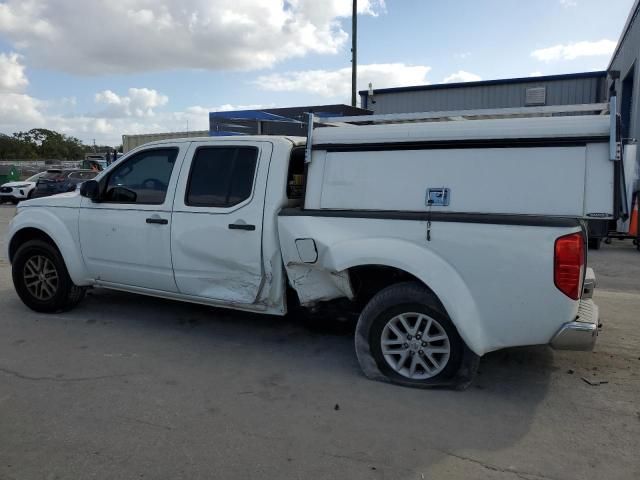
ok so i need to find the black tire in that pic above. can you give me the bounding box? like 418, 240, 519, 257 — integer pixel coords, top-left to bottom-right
27, 190, 34, 199
12, 239, 86, 313
355, 281, 463, 388
588, 238, 602, 250
11, 199, 19, 205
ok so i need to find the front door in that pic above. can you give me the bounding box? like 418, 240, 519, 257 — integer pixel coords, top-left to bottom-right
79, 145, 187, 292
171, 141, 272, 303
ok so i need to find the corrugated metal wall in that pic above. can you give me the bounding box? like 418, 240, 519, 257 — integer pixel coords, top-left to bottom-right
609, 1, 640, 192
365, 75, 606, 114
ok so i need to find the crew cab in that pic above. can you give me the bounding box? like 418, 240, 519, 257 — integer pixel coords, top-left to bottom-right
6, 106, 615, 388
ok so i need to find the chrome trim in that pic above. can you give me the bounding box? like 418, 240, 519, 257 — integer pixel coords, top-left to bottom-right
551, 300, 600, 351
582, 267, 596, 299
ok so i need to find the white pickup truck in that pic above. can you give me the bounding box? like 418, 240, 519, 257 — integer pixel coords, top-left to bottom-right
7, 105, 617, 388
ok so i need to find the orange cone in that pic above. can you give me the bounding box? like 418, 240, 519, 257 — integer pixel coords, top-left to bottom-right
630, 196, 638, 236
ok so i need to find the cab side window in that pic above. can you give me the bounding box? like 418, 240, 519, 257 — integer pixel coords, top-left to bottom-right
104, 148, 178, 204
185, 147, 258, 208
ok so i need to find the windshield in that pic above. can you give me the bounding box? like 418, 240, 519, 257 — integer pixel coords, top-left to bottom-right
25, 172, 47, 182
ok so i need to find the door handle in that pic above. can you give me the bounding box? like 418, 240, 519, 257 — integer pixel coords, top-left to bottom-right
228, 223, 255, 231
146, 217, 168, 225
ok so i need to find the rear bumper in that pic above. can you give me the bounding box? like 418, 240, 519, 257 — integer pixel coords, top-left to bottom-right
550, 299, 600, 351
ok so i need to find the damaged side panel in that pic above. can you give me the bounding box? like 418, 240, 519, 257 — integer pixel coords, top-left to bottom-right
279, 216, 354, 305
286, 264, 353, 305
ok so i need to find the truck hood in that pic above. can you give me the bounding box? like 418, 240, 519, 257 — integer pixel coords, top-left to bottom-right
19, 190, 83, 209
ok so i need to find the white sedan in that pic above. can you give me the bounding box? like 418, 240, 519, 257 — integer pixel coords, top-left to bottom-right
0, 172, 47, 204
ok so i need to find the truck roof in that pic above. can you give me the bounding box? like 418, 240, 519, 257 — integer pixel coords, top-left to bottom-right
138, 135, 306, 149
131, 115, 609, 151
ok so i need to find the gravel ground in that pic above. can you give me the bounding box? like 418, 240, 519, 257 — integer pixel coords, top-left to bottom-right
0, 204, 639, 480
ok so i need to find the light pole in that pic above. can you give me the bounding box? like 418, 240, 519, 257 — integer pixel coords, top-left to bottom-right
351, 0, 357, 107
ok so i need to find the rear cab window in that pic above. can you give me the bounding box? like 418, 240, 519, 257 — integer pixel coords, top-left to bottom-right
185, 147, 258, 208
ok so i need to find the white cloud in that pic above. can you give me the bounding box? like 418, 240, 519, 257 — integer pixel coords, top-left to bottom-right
0, 52, 28, 93
454, 52, 471, 59
0, 1, 55, 41
94, 88, 169, 118
560, 0, 577, 7
529, 71, 544, 77
0, 88, 271, 145
443, 70, 482, 83
0, 92, 43, 127
255, 63, 431, 99
531, 39, 616, 62
0, 0, 385, 74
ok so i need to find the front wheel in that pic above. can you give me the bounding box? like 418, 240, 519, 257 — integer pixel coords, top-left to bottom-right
12, 239, 86, 313
355, 282, 463, 388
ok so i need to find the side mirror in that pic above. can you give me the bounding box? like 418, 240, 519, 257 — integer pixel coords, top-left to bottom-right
80, 180, 100, 201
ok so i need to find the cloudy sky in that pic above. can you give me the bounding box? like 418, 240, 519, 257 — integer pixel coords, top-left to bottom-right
0, 0, 635, 146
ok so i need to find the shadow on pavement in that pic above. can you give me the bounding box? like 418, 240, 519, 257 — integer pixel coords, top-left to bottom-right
1, 286, 553, 479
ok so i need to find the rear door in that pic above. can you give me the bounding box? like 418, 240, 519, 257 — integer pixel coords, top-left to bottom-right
171, 141, 272, 303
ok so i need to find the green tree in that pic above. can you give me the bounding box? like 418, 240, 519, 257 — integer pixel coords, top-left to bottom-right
9, 128, 85, 160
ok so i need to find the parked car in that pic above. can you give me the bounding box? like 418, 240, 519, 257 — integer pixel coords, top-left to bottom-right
32, 169, 98, 199
6, 108, 611, 388
0, 171, 48, 204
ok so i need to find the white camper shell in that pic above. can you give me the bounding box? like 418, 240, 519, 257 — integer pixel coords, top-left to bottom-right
306, 114, 613, 219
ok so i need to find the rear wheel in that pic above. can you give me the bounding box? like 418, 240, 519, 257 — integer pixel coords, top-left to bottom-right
355, 282, 463, 388
12, 240, 86, 313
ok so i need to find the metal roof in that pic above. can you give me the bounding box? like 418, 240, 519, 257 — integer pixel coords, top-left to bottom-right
359, 71, 607, 96
608, 0, 640, 70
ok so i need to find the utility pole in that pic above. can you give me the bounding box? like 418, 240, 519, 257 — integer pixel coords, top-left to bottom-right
351, 0, 357, 107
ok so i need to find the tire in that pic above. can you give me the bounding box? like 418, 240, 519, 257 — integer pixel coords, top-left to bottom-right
27, 190, 34, 199
588, 238, 602, 250
11, 199, 19, 205
355, 281, 463, 388
12, 239, 86, 313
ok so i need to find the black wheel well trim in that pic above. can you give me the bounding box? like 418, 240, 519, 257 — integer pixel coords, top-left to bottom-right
9, 228, 62, 263
347, 264, 447, 314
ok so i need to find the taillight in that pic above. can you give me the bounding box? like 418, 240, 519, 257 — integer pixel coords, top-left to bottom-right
554, 232, 585, 300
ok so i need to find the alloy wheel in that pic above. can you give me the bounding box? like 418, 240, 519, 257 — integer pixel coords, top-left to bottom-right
23, 255, 59, 301
380, 312, 451, 380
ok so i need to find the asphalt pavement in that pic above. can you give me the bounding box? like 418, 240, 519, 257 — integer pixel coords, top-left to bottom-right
0, 204, 639, 480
